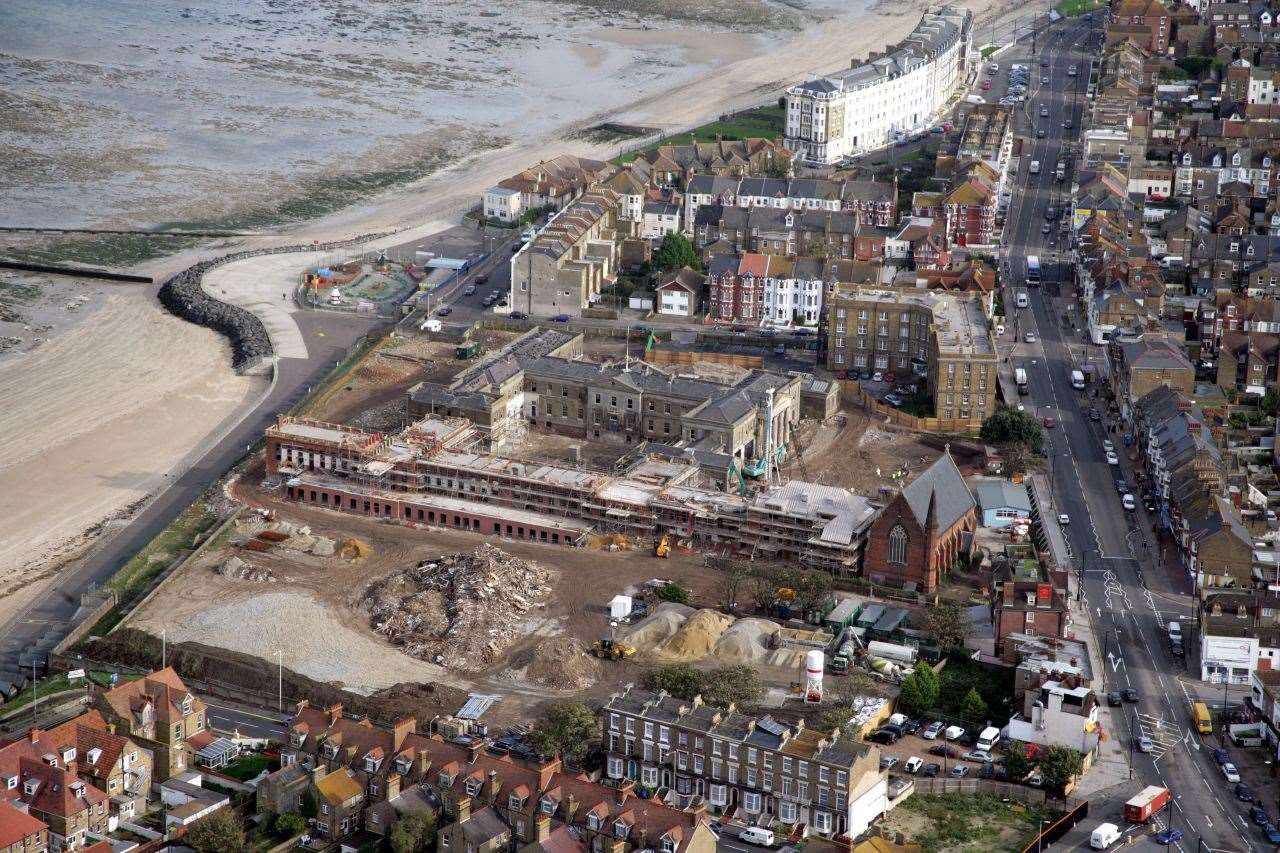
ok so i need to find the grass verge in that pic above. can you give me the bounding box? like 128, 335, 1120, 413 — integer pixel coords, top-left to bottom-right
613, 106, 786, 166
1054, 0, 1104, 16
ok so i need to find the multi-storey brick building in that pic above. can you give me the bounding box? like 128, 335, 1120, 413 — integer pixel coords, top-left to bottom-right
92, 667, 207, 782
600, 688, 886, 839
14, 758, 108, 851
510, 188, 621, 317
824, 287, 996, 420
0, 801, 47, 853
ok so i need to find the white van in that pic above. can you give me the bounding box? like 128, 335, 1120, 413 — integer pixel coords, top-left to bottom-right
1016, 291, 1030, 309
739, 828, 775, 847
1029, 160, 1041, 175
976, 726, 1001, 751
888, 713, 910, 728
1090, 822, 1120, 849
1071, 369, 1085, 390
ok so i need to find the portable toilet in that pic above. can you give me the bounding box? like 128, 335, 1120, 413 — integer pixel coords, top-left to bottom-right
609, 595, 633, 622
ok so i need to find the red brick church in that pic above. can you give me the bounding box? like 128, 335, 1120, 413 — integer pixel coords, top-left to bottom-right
863, 449, 976, 594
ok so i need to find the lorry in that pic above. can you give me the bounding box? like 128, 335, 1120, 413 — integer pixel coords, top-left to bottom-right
1123, 786, 1170, 823
868, 640, 918, 666
1015, 368, 1029, 395
1029, 160, 1041, 175
1071, 369, 1086, 390
868, 656, 905, 682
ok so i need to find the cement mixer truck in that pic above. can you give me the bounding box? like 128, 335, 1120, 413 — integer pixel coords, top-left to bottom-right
867, 656, 905, 682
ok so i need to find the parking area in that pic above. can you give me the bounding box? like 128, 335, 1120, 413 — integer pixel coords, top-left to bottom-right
869, 719, 1028, 785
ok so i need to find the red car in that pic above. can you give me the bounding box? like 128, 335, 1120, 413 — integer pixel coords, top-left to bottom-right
1043, 417, 1056, 428
883, 372, 896, 383
980, 81, 992, 91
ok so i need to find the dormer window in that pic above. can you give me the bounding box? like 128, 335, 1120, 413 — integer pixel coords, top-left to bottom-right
615, 821, 630, 839
662, 835, 677, 853
323, 744, 338, 759
587, 813, 601, 831
509, 793, 524, 811
438, 771, 454, 787
465, 779, 481, 797
1183, 154, 1192, 165
4, 776, 15, 791
365, 756, 380, 772
395, 757, 411, 774
1233, 154, 1242, 166
540, 798, 555, 815
61, 748, 76, 764
291, 731, 304, 747
23, 779, 38, 796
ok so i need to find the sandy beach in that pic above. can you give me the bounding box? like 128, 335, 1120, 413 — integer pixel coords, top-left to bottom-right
0, 0, 1010, 626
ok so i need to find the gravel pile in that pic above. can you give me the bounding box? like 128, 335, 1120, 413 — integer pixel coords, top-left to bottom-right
157, 229, 394, 372
215, 556, 276, 583
361, 545, 552, 671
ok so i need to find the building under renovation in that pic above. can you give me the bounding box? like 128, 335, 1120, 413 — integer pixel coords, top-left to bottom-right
263, 413, 878, 572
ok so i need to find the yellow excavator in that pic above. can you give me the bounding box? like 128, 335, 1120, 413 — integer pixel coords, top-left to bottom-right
655, 533, 670, 558
592, 639, 637, 660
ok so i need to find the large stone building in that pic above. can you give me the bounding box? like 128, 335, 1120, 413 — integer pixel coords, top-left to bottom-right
510, 188, 621, 317
862, 449, 976, 593
600, 687, 887, 839
824, 287, 996, 420
783, 6, 972, 163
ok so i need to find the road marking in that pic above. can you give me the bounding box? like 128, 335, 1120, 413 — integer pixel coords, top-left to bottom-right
1108, 652, 1124, 672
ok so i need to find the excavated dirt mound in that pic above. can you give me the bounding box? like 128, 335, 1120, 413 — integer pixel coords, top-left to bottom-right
511, 637, 602, 690
711, 617, 779, 664
360, 544, 552, 671
624, 603, 693, 651
652, 608, 734, 662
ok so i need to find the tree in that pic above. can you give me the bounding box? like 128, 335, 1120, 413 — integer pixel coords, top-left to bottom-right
764, 158, 790, 180
389, 811, 439, 853
792, 569, 834, 614
1004, 740, 1031, 782
700, 665, 765, 709
749, 564, 788, 613
897, 662, 940, 713
980, 408, 1045, 455
186, 809, 246, 853
642, 664, 703, 701
300, 789, 318, 819
926, 603, 967, 653
1263, 389, 1279, 416
1039, 746, 1084, 796
274, 812, 307, 839
529, 702, 597, 763
1176, 55, 1214, 77
958, 687, 989, 724
711, 557, 752, 611
653, 233, 700, 272
820, 705, 856, 730
655, 580, 691, 604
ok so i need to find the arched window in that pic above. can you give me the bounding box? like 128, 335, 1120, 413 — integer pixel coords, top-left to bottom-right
888, 525, 908, 565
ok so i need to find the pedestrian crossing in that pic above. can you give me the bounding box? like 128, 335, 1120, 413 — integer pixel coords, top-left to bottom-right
1132, 711, 1185, 761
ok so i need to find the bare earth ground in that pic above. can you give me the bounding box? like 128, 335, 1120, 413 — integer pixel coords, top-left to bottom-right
125, 468, 724, 716
780, 407, 941, 497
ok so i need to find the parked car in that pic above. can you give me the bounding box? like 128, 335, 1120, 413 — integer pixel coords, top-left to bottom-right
1135, 736, 1153, 753
1106, 452, 1120, 466
1156, 828, 1183, 845
950, 765, 969, 778
1103, 439, 1115, 452
1024, 771, 1044, 787
923, 721, 944, 740
464, 285, 477, 296
1250, 806, 1269, 826
1043, 417, 1056, 429
509, 311, 528, 320
880, 756, 898, 770
904, 757, 923, 774
1058, 513, 1070, 525
1235, 783, 1254, 801
944, 725, 965, 741
1213, 749, 1231, 765
475, 274, 489, 285
871, 372, 883, 382
1122, 688, 1139, 702
1122, 494, 1136, 511
1264, 823, 1280, 844
1089, 408, 1101, 421
884, 393, 904, 407
1025, 332, 1036, 343
437, 306, 452, 316
922, 763, 941, 778
869, 728, 899, 744
1222, 763, 1241, 783
928, 744, 958, 759
901, 719, 922, 735
550, 314, 571, 322
963, 750, 993, 763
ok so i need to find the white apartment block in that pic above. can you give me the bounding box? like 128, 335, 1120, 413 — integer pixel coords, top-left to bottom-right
783, 6, 972, 164
762, 260, 827, 326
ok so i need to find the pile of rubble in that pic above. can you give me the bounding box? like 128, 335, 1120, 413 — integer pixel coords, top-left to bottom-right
361, 545, 552, 671
215, 556, 276, 583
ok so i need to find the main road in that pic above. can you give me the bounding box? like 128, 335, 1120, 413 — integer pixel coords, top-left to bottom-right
1004, 16, 1255, 852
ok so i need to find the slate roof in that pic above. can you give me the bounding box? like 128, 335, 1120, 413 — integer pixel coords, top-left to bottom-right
972, 479, 1032, 514
900, 449, 975, 532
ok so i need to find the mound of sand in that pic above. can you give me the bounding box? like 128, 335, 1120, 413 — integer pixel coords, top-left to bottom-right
512, 637, 601, 691
711, 617, 780, 664
653, 609, 734, 662
624, 603, 693, 650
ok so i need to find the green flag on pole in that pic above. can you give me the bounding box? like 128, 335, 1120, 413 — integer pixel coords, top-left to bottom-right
645, 332, 657, 353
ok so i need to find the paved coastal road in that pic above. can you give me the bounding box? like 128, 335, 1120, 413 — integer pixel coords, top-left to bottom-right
1004, 17, 1256, 853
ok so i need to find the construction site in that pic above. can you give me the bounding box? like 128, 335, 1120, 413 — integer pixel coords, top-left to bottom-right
114, 325, 950, 720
